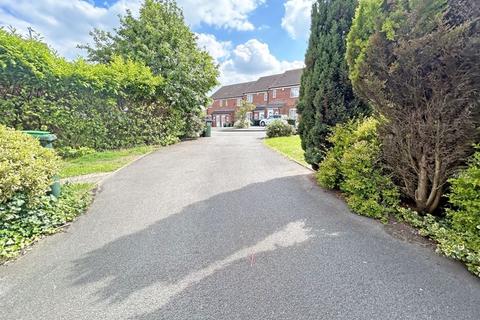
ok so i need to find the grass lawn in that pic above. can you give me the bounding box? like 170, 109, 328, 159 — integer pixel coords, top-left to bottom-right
264, 135, 309, 167
60, 145, 157, 178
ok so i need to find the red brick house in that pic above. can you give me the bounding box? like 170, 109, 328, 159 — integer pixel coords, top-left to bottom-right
207, 68, 303, 127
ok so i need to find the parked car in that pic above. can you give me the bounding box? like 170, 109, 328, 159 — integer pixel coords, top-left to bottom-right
259, 115, 287, 126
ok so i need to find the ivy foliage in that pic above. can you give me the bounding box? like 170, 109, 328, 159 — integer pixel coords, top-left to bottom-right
0, 183, 93, 260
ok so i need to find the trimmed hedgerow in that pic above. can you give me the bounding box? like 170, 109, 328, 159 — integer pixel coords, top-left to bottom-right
0, 30, 184, 150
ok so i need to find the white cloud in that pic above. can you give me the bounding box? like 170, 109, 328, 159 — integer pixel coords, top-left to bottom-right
0, 1, 303, 88
178, 0, 265, 31
196, 35, 303, 88
0, 0, 263, 59
281, 0, 313, 39
195, 33, 231, 61
0, 0, 143, 59
219, 39, 304, 85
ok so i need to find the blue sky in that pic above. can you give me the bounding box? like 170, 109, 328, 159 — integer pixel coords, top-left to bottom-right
0, 0, 313, 86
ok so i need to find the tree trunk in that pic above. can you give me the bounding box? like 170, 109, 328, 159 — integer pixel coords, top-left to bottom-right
415, 154, 429, 211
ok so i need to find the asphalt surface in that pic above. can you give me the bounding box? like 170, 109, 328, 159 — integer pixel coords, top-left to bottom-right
1, 129, 479, 320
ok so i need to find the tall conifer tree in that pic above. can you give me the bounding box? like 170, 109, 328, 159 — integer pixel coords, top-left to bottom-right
298, 0, 369, 169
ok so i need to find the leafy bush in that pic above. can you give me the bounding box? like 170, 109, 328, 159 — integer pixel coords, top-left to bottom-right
266, 120, 295, 138
182, 110, 205, 139
317, 118, 399, 220
317, 121, 357, 189
0, 125, 59, 204
441, 148, 480, 275
57, 146, 96, 159
397, 204, 480, 277
0, 183, 93, 260
346, 0, 479, 213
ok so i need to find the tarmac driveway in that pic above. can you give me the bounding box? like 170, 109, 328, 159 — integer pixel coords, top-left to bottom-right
1, 129, 479, 319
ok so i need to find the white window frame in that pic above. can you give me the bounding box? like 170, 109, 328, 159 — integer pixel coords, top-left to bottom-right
236, 98, 242, 106
290, 87, 300, 98
264, 92, 267, 101
247, 94, 253, 103
272, 89, 276, 99
289, 108, 298, 119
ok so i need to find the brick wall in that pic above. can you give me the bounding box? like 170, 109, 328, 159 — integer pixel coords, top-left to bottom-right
207, 97, 243, 127
245, 91, 268, 105
269, 87, 299, 117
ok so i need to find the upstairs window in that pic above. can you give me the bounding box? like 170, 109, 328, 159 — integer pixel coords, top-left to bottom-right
290, 87, 300, 98
237, 98, 242, 106
247, 94, 253, 103
264, 92, 268, 101
272, 89, 276, 99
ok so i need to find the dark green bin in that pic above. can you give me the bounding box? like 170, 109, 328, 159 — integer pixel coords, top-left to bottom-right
204, 119, 212, 137
23, 130, 61, 197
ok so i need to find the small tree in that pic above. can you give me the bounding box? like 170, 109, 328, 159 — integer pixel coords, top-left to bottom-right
346, 0, 480, 213
234, 100, 255, 128
80, 0, 218, 117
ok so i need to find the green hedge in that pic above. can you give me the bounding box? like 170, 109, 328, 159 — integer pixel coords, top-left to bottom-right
0, 30, 183, 150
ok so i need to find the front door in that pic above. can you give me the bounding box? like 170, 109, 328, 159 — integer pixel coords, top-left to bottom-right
221, 115, 226, 127
215, 115, 221, 127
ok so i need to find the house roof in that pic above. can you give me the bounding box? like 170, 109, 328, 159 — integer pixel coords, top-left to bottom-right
245, 74, 282, 93
270, 68, 303, 88
210, 68, 304, 100
211, 81, 255, 99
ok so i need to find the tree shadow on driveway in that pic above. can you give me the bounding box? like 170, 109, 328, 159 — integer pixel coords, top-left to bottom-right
68, 175, 480, 320
68, 175, 343, 307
